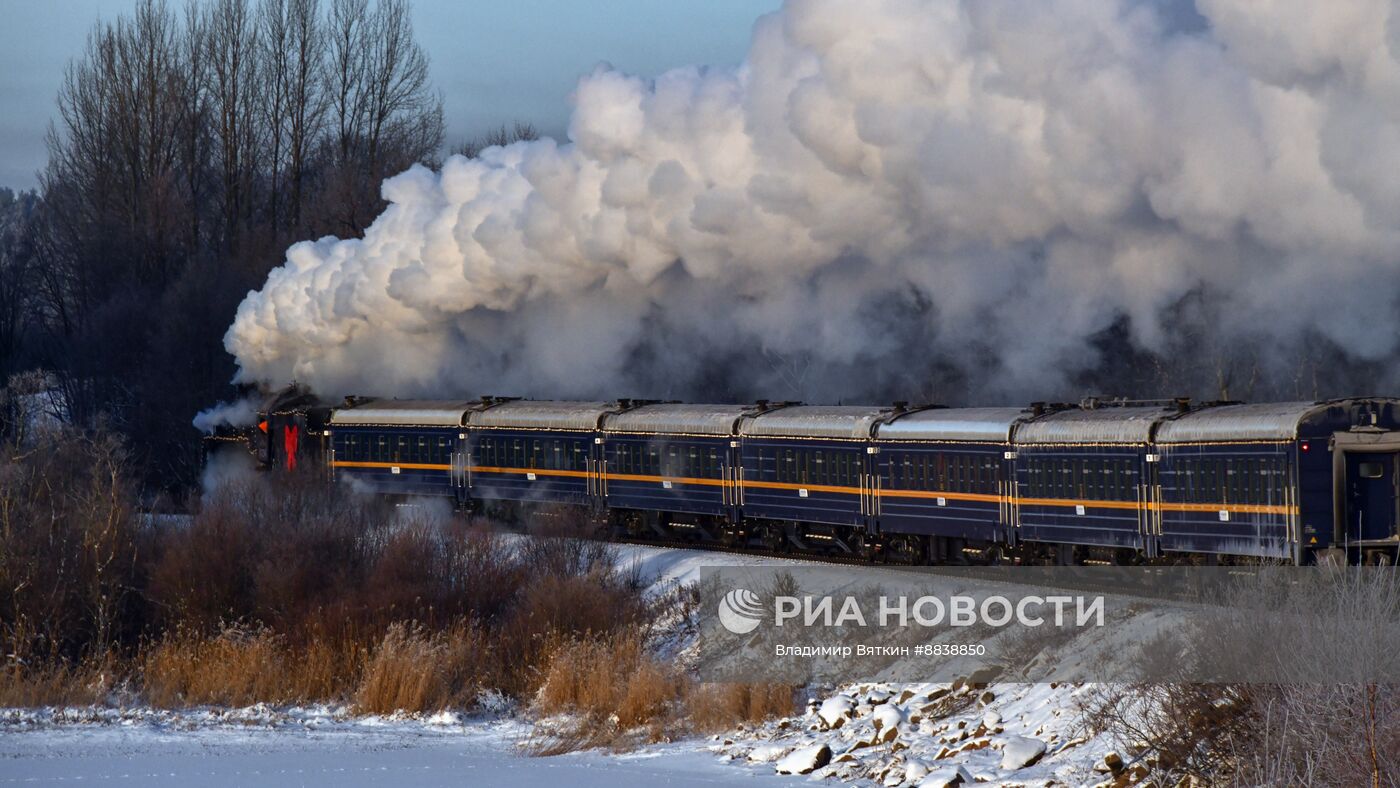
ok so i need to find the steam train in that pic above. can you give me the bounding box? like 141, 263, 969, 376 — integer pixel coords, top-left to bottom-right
208, 389, 1400, 566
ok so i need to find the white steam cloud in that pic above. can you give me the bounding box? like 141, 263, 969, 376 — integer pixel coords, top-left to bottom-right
193, 398, 259, 434
225, 0, 1400, 404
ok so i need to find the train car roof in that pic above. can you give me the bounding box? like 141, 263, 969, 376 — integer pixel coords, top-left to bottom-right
602, 404, 759, 436
1015, 405, 1178, 445
467, 400, 615, 431
1154, 400, 1400, 443
876, 407, 1027, 443
329, 400, 477, 427
739, 405, 890, 440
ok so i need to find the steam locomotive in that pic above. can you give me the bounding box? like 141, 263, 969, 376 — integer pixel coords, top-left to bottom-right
207, 390, 1400, 566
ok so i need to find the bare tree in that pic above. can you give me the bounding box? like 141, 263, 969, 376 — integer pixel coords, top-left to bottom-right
206, 0, 262, 248
455, 121, 539, 159
321, 0, 441, 233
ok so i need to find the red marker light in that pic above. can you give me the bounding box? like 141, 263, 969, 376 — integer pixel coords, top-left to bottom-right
1300, 441, 1310, 452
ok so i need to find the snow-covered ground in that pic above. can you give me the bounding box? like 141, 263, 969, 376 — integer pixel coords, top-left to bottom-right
0, 707, 798, 786
1, 544, 1135, 787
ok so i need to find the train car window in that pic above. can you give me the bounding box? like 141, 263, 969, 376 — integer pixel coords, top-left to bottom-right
782, 449, 794, 483
1359, 462, 1385, 479
811, 451, 824, 485
375, 436, 386, 462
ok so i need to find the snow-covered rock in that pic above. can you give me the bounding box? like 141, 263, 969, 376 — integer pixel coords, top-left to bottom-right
872, 703, 906, 739
746, 744, 790, 763
817, 696, 855, 729
919, 764, 974, 787
775, 743, 832, 774
1000, 735, 1047, 770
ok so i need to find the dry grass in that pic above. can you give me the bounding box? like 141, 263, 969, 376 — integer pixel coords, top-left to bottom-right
531, 631, 796, 753
353, 622, 484, 715
537, 632, 683, 726
684, 682, 796, 732
142, 625, 301, 707
0, 658, 116, 707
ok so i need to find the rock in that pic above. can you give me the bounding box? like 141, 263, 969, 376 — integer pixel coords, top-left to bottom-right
868, 689, 892, 705
919, 764, 974, 787
898, 689, 917, 704
927, 687, 951, 702
1103, 752, 1124, 774
872, 703, 907, 732
956, 738, 990, 753
746, 744, 790, 763
905, 759, 931, 783
775, 743, 832, 775
968, 665, 1002, 686
977, 690, 996, 706
818, 696, 856, 729
1001, 736, 1048, 770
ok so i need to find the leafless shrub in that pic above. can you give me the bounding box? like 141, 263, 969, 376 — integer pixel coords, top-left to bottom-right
0, 426, 139, 665
1081, 569, 1400, 785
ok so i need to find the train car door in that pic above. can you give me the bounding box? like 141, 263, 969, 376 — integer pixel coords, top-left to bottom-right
1344, 452, 1398, 543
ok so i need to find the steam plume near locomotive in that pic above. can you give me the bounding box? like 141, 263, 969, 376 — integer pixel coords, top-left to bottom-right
224, 0, 1400, 405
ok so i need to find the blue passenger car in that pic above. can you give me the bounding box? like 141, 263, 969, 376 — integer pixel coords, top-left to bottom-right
1155, 400, 1400, 564
737, 406, 889, 551
873, 407, 1026, 558
599, 404, 756, 537
327, 400, 472, 498
1012, 404, 1167, 559
465, 401, 613, 508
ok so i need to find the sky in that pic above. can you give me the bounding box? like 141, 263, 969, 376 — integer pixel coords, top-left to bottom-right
0, 0, 781, 191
